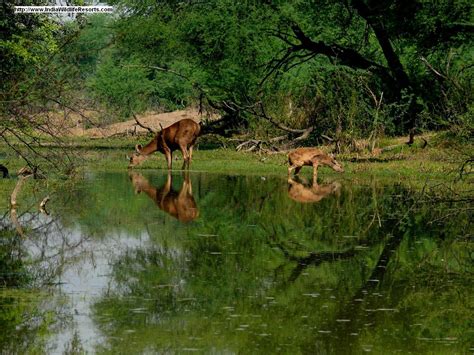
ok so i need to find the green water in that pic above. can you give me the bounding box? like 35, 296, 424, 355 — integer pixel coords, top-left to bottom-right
1, 171, 472, 354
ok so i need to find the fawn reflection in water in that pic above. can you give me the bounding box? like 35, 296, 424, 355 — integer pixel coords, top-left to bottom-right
128, 171, 199, 222
287, 176, 341, 203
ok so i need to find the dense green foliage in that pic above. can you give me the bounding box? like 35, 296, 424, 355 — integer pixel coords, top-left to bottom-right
77, 0, 473, 136
0, 1, 84, 173
1, 0, 473, 170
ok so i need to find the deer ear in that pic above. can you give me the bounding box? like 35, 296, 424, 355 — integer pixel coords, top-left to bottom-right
135, 144, 142, 153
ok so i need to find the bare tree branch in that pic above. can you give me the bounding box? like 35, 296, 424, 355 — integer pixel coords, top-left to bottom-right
132, 112, 155, 134
420, 56, 462, 90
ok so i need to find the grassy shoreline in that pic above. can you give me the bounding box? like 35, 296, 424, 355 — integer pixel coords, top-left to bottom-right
0, 132, 472, 185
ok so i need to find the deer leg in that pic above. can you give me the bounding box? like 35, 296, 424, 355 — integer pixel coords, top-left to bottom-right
180, 145, 189, 170
188, 145, 194, 167
312, 163, 319, 183
182, 170, 192, 193
287, 166, 292, 177
288, 164, 296, 177
288, 165, 302, 177
159, 172, 172, 205
164, 148, 172, 170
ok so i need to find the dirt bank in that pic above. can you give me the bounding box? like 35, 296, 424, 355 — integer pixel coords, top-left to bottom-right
67, 108, 214, 138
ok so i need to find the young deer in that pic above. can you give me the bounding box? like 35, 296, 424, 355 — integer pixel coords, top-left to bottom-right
129, 119, 200, 170
288, 148, 344, 180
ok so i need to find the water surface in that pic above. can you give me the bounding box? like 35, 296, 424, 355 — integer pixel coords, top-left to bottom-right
1, 171, 472, 353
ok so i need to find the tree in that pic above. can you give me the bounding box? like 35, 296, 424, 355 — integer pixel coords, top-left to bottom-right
0, 1, 86, 175
95, 0, 472, 138
265, 0, 473, 132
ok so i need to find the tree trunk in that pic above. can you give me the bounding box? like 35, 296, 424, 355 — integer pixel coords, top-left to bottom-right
350, 0, 419, 130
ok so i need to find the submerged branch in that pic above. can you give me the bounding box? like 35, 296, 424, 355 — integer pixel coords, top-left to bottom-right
10, 171, 33, 237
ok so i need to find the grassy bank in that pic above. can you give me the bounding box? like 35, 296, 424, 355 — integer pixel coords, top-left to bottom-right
0, 132, 472, 185
68, 132, 473, 184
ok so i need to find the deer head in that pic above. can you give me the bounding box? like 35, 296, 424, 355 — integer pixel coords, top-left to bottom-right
317, 153, 344, 173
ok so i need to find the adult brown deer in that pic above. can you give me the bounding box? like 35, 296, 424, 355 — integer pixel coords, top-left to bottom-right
287, 176, 341, 203
128, 171, 199, 222
129, 119, 200, 170
288, 148, 344, 180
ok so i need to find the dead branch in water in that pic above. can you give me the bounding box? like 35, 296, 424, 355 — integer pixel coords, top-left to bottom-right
10, 173, 33, 207
10, 171, 33, 237
39, 196, 50, 215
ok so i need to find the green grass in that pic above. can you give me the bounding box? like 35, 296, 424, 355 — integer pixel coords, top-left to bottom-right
1, 132, 472, 188
85, 139, 469, 181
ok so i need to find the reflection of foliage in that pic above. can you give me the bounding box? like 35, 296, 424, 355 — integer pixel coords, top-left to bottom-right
0, 202, 85, 353
0, 288, 52, 354
77, 173, 473, 353
386, 235, 474, 347
0, 228, 49, 353
64, 330, 85, 355
0, 228, 30, 287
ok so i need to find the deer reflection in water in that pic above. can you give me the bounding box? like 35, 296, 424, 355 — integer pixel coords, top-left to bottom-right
128, 171, 199, 222
287, 176, 341, 203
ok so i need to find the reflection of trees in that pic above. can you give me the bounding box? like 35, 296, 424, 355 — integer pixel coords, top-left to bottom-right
275, 186, 473, 353
0, 214, 54, 353
88, 180, 399, 349
93, 177, 471, 353
0, 194, 94, 353
276, 247, 357, 284
258, 185, 412, 352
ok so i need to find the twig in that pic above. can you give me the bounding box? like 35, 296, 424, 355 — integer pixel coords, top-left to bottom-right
420, 56, 449, 81
458, 158, 473, 180
321, 134, 334, 142
257, 102, 310, 134
420, 56, 461, 90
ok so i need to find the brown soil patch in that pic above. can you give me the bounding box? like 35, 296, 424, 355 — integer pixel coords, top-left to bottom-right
67, 108, 216, 138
